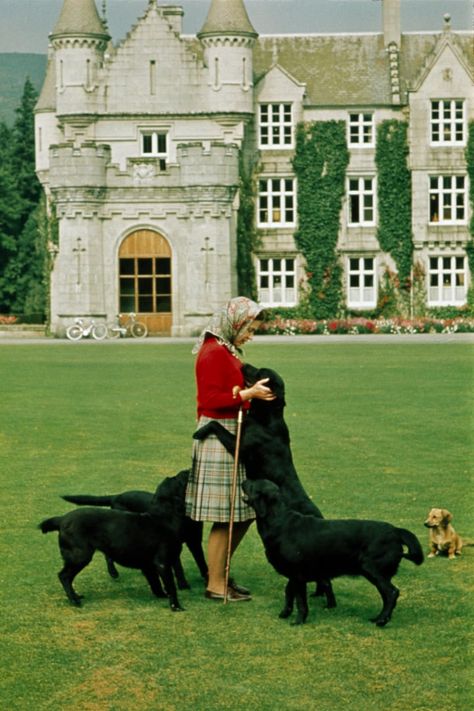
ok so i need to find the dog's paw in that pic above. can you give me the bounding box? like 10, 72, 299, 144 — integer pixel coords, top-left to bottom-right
171, 604, 185, 612
428, 552, 437, 558
278, 607, 292, 619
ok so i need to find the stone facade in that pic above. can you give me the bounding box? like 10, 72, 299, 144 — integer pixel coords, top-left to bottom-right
35, 0, 474, 335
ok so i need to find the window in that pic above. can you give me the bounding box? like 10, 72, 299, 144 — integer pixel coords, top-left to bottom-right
349, 113, 374, 146
347, 257, 376, 308
259, 104, 293, 148
141, 131, 168, 170
431, 100, 465, 145
348, 177, 376, 225
429, 176, 466, 224
257, 257, 297, 306
428, 256, 467, 305
119, 256, 172, 313
258, 178, 296, 226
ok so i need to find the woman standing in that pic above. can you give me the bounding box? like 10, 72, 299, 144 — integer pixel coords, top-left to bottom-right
185, 297, 274, 601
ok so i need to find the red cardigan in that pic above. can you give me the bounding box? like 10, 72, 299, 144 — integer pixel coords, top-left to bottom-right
195, 337, 250, 419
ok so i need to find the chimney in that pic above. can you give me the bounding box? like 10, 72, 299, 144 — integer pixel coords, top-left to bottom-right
383, 0, 401, 47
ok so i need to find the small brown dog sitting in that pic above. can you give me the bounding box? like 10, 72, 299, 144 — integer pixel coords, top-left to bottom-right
424, 508, 463, 559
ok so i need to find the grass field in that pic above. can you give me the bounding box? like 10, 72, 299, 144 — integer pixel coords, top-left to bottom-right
1, 340, 472, 711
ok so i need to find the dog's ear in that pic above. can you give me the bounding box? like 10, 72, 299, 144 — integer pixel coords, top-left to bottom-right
442, 509, 453, 524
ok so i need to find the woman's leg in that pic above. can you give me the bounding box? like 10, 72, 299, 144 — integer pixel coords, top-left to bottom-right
206, 520, 252, 594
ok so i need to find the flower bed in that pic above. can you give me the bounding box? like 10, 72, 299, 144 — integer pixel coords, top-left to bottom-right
257, 316, 474, 336
0, 315, 18, 325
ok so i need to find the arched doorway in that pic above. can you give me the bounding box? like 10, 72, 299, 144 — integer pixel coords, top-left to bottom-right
118, 230, 172, 335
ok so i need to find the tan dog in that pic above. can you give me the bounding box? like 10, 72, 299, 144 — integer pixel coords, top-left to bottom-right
424, 508, 463, 559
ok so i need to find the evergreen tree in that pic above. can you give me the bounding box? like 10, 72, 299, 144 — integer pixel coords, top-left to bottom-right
0, 78, 47, 318
0, 121, 23, 311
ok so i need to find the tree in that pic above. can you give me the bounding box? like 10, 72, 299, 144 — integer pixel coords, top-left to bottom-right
0, 78, 47, 318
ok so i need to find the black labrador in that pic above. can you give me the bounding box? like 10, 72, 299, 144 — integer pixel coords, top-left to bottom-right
193, 363, 335, 606
243, 479, 424, 626
39, 472, 189, 611
62, 470, 208, 589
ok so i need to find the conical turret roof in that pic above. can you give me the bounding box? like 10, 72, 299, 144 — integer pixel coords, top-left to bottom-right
198, 0, 257, 37
50, 0, 110, 38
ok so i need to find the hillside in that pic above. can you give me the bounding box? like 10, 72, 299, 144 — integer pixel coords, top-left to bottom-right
0, 53, 47, 125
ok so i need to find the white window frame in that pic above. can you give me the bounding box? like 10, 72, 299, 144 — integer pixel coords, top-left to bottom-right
258, 177, 296, 227
430, 100, 466, 146
347, 176, 376, 226
140, 130, 168, 170
429, 175, 466, 224
428, 255, 467, 306
257, 256, 297, 306
347, 257, 377, 308
259, 103, 294, 149
348, 112, 375, 147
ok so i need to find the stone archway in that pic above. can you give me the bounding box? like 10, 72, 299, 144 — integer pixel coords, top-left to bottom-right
119, 229, 172, 335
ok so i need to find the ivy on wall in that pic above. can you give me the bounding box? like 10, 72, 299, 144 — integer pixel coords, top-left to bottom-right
465, 121, 474, 308
236, 151, 258, 300
292, 121, 349, 318
375, 120, 413, 290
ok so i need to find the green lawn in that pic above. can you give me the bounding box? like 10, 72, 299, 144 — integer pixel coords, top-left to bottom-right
1, 341, 472, 710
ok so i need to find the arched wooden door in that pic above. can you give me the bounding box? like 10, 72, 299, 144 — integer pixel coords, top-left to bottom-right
119, 230, 172, 335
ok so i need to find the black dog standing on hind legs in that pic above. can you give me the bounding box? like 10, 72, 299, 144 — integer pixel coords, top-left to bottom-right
193, 363, 336, 608
39, 473, 189, 611
243, 479, 424, 626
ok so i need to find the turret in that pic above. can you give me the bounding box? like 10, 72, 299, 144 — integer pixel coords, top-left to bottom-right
49, 0, 110, 116
198, 0, 258, 113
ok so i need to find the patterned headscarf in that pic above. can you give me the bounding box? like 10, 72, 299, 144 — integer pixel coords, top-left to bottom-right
192, 296, 262, 357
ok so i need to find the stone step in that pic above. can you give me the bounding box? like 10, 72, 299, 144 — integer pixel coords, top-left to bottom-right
0, 325, 47, 338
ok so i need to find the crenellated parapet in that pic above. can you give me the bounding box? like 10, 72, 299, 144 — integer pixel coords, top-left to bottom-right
48, 142, 111, 189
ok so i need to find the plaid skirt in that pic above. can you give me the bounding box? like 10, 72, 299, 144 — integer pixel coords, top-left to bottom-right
185, 416, 255, 523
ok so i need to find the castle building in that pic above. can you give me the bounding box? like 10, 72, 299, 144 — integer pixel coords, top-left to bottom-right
35, 0, 473, 335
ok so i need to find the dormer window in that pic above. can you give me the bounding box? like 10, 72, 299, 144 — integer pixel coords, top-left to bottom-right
259, 104, 293, 149
349, 113, 374, 147
431, 100, 465, 145
141, 131, 168, 170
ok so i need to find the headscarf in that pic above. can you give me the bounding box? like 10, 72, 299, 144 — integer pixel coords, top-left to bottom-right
192, 296, 262, 357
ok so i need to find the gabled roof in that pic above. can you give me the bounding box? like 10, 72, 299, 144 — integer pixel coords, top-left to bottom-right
198, 0, 257, 37
402, 32, 474, 92
50, 0, 110, 39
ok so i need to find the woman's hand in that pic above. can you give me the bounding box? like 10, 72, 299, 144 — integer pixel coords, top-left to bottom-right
237, 378, 276, 402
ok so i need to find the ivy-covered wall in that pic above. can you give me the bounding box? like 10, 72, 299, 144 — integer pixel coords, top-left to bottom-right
292, 121, 349, 318
375, 120, 413, 290
237, 117, 471, 319
465, 121, 474, 308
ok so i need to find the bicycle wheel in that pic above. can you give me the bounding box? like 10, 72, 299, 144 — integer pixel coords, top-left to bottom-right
107, 326, 121, 339
92, 323, 108, 340
131, 321, 148, 338
66, 324, 83, 341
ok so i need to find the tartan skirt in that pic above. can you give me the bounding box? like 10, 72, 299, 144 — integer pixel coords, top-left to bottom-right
185, 416, 256, 523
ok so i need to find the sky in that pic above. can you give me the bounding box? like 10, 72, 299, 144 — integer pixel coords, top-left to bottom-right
0, 0, 471, 54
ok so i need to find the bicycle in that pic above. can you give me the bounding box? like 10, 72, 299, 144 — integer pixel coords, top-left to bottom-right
107, 313, 148, 339
66, 318, 108, 341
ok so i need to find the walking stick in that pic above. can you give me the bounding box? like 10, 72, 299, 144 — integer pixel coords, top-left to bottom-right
224, 406, 244, 604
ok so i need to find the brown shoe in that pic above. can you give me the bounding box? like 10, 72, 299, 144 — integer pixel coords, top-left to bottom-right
228, 578, 251, 596
205, 589, 252, 602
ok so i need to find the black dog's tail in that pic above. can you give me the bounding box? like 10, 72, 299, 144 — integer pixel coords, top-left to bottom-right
398, 528, 424, 565
62, 494, 114, 507
39, 516, 63, 534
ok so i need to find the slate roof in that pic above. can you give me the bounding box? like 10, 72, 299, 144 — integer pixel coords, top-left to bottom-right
35, 58, 56, 111
50, 0, 110, 38
198, 0, 257, 37
252, 31, 473, 106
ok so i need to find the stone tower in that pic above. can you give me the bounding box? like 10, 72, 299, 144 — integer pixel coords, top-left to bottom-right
198, 0, 258, 113
49, 0, 110, 115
